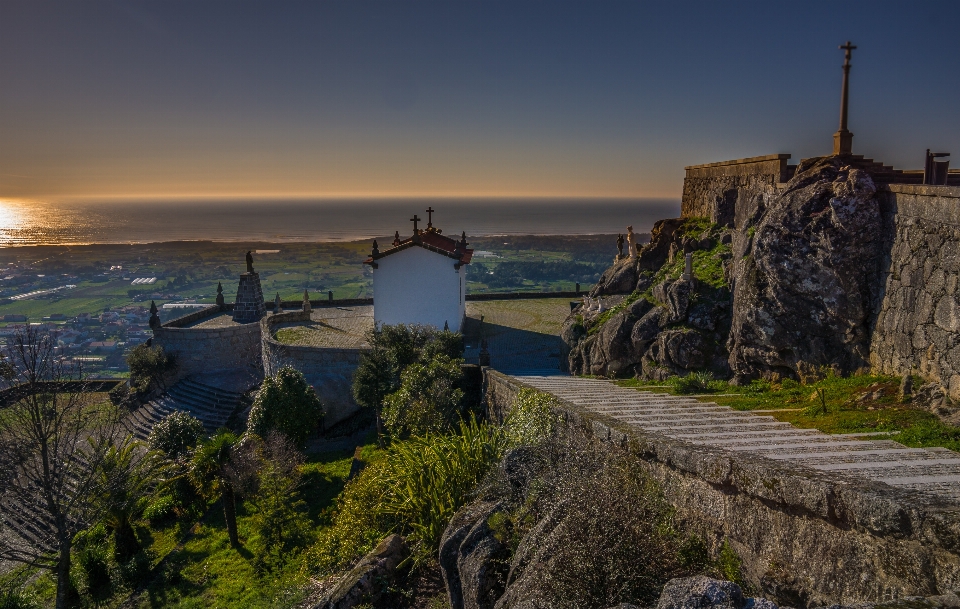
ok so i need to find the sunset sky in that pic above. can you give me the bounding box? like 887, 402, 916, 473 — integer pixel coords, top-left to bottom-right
1, 1, 958, 201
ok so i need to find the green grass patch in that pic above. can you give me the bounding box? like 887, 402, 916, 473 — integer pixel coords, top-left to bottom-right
617, 373, 960, 451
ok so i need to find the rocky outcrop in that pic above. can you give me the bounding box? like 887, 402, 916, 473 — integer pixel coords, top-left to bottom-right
316, 534, 409, 609
563, 155, 898, 383
440, 501, 509, 609
727, 156, 884, 382
657, 577, 777, 609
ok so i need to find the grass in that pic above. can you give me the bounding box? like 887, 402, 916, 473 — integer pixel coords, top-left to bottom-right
617, 373, 960, 451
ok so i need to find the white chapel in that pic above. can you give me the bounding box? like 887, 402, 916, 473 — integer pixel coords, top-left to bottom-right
364, 208, 473, 332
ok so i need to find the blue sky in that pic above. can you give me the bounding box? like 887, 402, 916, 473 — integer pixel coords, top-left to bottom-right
1, 1, 957, 199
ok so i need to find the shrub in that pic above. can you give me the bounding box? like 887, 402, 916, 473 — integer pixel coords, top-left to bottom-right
126, 344, 178, 392
671, 371, 714, 394
143, 494, 176, 526
148, 411, 205, 458
0, 583, 39, 609
304, 419, 504, 573
249, 366, 324, 447
353, 323, 464, 414
381, 355, 464, 438
249, 459, 315, 573
504, 388, 559, 448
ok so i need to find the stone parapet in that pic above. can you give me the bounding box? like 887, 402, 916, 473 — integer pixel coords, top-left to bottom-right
261, 310, 367, 427
152, 321, 263, 382
484, 369, 960, 607
681, 154, 795, 223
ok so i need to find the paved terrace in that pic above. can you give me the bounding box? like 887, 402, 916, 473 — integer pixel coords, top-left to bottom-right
262, 298, 574, 372
513, 374, 960, 504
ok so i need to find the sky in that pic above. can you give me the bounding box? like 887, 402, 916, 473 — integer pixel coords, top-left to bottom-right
1, 1, 959, 201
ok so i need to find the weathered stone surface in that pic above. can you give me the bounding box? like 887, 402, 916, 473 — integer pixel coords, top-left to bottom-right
638, 219, 684, 272
656, 576, 748, 609
316, 534, 408, 609
655, 279, 694, 325
592, 258, 640, 297
728, 157, 883, 382
440, 501, 509, 609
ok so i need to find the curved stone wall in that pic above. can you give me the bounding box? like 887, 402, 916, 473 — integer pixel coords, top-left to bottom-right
260, 311, 365, 427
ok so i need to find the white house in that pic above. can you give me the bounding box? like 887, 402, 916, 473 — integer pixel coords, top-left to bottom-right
364, 210, 473, 331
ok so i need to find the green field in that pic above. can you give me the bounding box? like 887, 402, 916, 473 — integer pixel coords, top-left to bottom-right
0, 235, 619, 322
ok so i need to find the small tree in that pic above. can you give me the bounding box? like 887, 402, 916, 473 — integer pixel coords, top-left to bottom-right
127, 343, 178, 393
353, 324, 465, 441
148, 411, 205, 458
0, 326, 122, 609
381, 354, 465, 438
248, 367, 324, 447
189, 431, 242, 547
94, 439, 167, 563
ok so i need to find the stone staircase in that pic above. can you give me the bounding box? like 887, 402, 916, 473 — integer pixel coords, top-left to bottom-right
513, 374, 960, 503
125, 377, 244, 441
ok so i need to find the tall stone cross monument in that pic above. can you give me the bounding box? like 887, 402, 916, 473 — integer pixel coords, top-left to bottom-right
833, 41, 857, 156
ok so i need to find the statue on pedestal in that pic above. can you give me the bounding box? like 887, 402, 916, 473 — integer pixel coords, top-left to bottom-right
245, 250, 254, 274
616, 233, 624, 259
626, 226, 637, 259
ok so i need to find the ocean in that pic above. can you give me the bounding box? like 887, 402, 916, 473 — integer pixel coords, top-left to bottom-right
0, 197, 680, 246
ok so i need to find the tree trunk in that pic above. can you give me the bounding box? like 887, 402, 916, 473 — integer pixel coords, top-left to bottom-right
55, 538, 72, 609
114, 519, 141, 563
222, 483, 240, 547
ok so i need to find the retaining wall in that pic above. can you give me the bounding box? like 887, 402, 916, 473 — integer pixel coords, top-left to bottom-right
681, 154, 794, 224
261, 310, 366, 427
484, 369, 960, 607
153, 317, 263, 382
872, 184, 960, 398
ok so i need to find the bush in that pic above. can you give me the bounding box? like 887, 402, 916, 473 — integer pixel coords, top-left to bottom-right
143, 494, 177, 526
249, 459, 315, 573
504, 388, 559, 448
381, 355, 465, 438
671, 371, 714, 394
304, 418, 504, 572
0, 585, 39, 609
249, 367, 324, 447
353, 323, 464, 414
127, 344, 178, 393
148, 411, 205, 458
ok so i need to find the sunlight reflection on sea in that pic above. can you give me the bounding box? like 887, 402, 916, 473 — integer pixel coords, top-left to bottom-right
0, 198, 680, 246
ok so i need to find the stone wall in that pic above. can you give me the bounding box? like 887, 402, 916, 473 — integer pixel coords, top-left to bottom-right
871, 184, 960, 399
681, 154, 794, 226
153, 320, 263, 383
484, 369, 960, 607
261, 311, 366, 427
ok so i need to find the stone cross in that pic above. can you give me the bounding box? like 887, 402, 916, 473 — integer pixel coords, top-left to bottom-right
834, 41, 856, 156
410, 214, 421, 233
426, 207, 435, 230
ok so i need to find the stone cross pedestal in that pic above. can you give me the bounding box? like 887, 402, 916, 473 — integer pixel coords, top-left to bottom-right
233, 272, 267, 323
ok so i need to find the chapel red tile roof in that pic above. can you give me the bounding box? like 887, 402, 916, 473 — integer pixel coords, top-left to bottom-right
364, 229, 473, 266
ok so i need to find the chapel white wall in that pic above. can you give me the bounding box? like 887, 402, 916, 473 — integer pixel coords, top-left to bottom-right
373, 246, 466, 331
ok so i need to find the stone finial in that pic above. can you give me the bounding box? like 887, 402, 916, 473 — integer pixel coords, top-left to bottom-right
371, 240, 379, 256
460, 231, 468, 248
443, 320, 449, 331
393, 231, 401, 246
149, 300, 161, 332
216, 282, 225, 309
274, 292, 282, 314
245, 250, 254, 274
683, 253, 693, 281
328, 290, 333, 301
303, 289, 311, 313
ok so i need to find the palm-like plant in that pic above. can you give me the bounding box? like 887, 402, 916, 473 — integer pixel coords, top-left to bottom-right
190, 431, 241, 547
95, 437, 167, 562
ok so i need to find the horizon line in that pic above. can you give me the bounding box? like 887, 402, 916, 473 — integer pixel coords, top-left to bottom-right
5, 192, 681, 204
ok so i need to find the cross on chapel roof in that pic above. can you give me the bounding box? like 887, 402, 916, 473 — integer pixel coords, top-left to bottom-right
410, 214, 421, 233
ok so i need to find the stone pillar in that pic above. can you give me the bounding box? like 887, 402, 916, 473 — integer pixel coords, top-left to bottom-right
682, 253, 693, 281
303, 289, 311, 313
233, 272, 267, 323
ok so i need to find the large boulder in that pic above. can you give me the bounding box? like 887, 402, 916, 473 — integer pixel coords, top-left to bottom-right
316, 534, 409, 609
727, 156, 884, 382
591, 258, 640, 297
657, 576, 778, 609
440, 501, 510, 609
